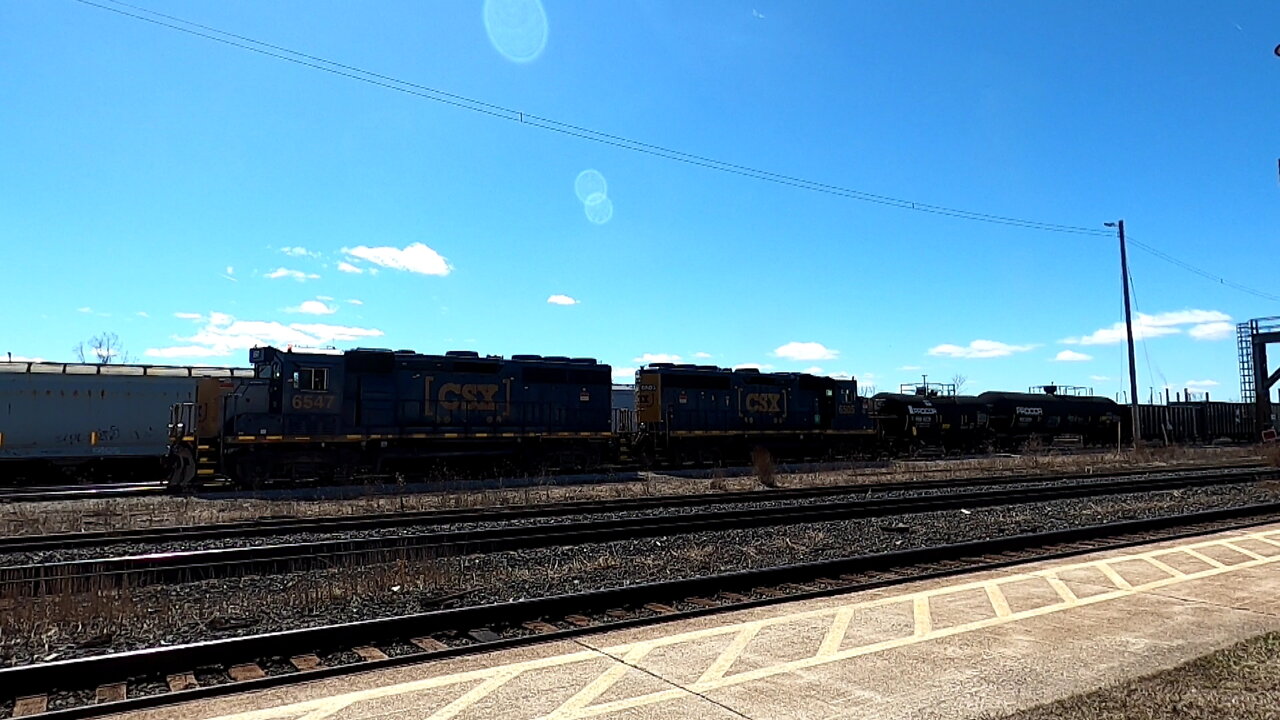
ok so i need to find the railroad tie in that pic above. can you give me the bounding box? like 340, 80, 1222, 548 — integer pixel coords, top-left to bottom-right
468, 629, 501, 643
411, 637, 448, 652
564, 614, 595, 627
166, 672, 199, 692
719, 592, 751, 602
687, 597, 720, 608
604, 609, 630, 619
354, 646, 389, 662
95, 683, 126, 704
643, 603, 677, 615
290, 655, 324, 672
12, 696, 48, 717
228, 663, 266, 681
522, 621, 560, 634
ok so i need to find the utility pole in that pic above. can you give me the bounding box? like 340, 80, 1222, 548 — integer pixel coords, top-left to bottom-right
1107, 220, 1141, 447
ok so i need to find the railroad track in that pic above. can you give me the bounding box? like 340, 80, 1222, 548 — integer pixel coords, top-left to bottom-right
1, 462, 1267, 554
0, 482, 166, 504
5, 501, 1280, 719
3, 466, 1275, 592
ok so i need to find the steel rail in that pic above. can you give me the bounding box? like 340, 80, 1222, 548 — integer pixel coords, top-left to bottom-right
6, 500, 1280, 720
0, 462, 1267, 553
3, 468, 1274, 590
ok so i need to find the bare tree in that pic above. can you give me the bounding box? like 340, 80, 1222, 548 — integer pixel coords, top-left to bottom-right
74, 332, 131, 364
951, 373, 968, 394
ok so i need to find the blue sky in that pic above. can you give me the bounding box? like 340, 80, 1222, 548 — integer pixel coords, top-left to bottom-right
2, 1, 1278, 401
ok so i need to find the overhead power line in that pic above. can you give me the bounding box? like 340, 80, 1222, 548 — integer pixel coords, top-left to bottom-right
72, 0, 1277, 304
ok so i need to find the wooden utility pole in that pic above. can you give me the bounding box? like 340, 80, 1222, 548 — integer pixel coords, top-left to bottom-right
1111, 220, 1141, 446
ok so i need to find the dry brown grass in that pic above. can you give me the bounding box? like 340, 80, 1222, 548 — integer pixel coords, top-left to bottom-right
0, 446, 1264, 538
752, 447, 779, 489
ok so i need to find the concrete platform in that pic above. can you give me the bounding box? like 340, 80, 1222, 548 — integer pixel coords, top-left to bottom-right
107, 522, 1280, 720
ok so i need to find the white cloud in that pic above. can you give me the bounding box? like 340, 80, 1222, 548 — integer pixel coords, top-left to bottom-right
266, 267, 320, 281
1063, 309, 1231, 345
1053, 350, 1093, 362
611, 367, 637, 382
1089, 375, 1110, 381
803, 366, 824, 374
1189, 322, 1233, 341
281, 247, 315, 257
773, 341, 838, 361
135, 311, 150, 318
929, 340, 1037, 359
342, 242, 451, 276
145, 312, 383, 358
693, 352, 713, 359
733, 363, 774, 371
634, 353, 681, 364
286, 300, 337, 315
225, 266, 235, 275
4, 354, 44, 363
337, 261, 364, 274
77, 306, 92, 313
316, 295, 334, 301
174, 312, 204, 320
346, 299, 364, 305
1185, 379, 1220, 389
547, 294, 579, 306
899, 365, 923, 371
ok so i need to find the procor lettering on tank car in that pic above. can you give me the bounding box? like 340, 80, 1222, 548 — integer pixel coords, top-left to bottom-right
630, 364, 878, 466
166, 347, 613, 486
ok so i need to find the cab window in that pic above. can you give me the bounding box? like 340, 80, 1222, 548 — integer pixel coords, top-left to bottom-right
294, 367, 329, 392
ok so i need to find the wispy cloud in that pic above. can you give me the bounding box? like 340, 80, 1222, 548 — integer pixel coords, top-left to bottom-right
135, 311, 150, 318
929, 340, 1036, 359
634, 353, 681, 364
773, 341, 838, 361
547, 294, 579, 306
146, 311, 383, 359
346, 299, 364, 306
1189, 321, 1233, 341
285, 299, 337, 315
265, 267, 320, 282
611, 366, 637, 382
280, 247, 316, 257
342, 243, 451, 276
4, 354, 45, 363
693, 352, 713, 359
1185, 379, 1220, 389
174, 312, 204, 320
1053, 350, 1093, 362
1062, 310, 1231, 345
337, 261, 364, 274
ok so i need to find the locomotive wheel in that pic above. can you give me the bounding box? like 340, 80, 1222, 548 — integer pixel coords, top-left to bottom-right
167, 446, 197, 488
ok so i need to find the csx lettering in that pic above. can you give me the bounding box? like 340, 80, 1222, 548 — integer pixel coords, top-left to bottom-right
1016, 406, 1044, 416
745, 392, 782, 413
438, 383, 500, 411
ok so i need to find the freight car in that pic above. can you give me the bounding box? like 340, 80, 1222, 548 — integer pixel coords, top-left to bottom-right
871, 388, 1126, 455
167, 346, 612, 486
631, 363, 875, 465
0, 360, 250, 483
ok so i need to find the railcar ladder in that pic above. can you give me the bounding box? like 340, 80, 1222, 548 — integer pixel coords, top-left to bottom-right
1238, 321, 1256, 404
195, 443, 218, 478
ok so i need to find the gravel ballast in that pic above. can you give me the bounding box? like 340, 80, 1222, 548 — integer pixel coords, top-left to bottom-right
1, 482, 1277, 667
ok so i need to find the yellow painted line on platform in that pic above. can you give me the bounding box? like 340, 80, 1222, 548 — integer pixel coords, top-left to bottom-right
202, 527, 1280, 720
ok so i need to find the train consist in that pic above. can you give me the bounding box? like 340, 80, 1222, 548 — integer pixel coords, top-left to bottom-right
158, 346, 1263, 487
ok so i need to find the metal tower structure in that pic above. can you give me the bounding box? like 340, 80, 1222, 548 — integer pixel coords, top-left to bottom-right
1237, 317, 1280, 433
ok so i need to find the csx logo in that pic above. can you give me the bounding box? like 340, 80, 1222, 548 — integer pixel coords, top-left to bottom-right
438, 383, 499, 411
745, 392, 782, 413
